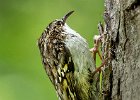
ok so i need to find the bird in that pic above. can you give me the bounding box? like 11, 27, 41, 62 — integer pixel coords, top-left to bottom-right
38, 11, 98, 100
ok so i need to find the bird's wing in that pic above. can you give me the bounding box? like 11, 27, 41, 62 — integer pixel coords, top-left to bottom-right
38, 32, 78, 100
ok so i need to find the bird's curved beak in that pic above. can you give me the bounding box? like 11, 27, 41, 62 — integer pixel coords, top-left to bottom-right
62, 11, 74, 24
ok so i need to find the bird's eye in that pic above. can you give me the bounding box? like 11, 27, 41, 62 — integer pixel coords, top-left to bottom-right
57, 21, 62, 26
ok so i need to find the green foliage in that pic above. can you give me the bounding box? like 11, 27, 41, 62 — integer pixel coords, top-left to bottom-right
0, 0, 104, 100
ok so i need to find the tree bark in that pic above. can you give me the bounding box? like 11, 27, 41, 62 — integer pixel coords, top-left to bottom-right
102, 0, 140, 100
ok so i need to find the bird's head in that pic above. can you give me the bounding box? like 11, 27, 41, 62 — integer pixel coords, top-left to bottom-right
47, 11, 74, 32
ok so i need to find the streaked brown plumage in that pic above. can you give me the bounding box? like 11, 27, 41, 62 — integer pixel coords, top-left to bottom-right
38, 11, 97, 100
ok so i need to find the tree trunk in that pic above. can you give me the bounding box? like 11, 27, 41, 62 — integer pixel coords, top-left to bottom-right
102, 0, 140, 100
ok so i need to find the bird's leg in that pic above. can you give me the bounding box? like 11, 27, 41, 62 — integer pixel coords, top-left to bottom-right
92, 57, 109, 76
90, 34, 105, 75
90, 35, 102, 62
89, 32, 105, 96
90, 22, 108, 75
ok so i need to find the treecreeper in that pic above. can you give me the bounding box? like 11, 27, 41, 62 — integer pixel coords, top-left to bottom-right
38, 11, 100, 100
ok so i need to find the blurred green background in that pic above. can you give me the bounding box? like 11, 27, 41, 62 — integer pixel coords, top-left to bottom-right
0, 0, 104, 100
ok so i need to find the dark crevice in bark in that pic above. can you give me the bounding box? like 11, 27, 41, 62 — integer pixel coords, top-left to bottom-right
115, 13, 120, 48
109, 70, 113, 100
123, 38, 129, 51
111, 15, 120, 60
117, 78, 121, 99
115, 32, 119, 48
123, 11, 127, 38
111, 40, 116, 60
126, 0, 140, 11
122, 10, 128, 51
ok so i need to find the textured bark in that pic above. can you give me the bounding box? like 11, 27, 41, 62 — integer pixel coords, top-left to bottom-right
103, 0, 140, 100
